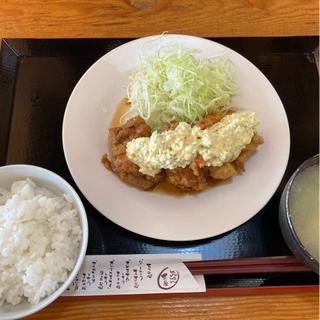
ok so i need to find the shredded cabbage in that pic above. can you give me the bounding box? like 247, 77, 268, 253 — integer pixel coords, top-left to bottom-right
124, 45, 237, 130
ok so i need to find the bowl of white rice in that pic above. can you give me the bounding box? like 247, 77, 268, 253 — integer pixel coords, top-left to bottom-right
0, 165, 88, 320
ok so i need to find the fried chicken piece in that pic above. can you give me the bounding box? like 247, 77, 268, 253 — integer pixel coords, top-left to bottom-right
164, 121, 209, 192
196, 111, 263, 180
196, 108, 235, 129
195, 109, 253, 180
108, 116, 151, 156
164, 109, 237, 191
166, 162, 209, 192
165, 112, 263, 189
232, 133, 264, 173
165, 109, 235, 132
209, 163, 238, 180
208, 133, 264, 179
104, 116, 163, 190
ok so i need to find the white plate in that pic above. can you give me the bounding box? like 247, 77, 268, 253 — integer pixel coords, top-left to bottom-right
63, 35, 290, 241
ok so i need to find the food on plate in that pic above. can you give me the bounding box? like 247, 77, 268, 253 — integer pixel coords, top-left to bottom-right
102, 117, 164, 190
126, 112, 259, 175
102, 44, 263, 193
0, 179, 82, 306
122, 45, 237, 130
103, 110, 263, 192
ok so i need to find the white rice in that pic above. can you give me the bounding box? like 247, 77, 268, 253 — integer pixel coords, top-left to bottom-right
0, 178, 82, 306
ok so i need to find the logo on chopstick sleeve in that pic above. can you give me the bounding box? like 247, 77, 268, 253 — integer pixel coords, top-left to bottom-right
157, 267, 180, 290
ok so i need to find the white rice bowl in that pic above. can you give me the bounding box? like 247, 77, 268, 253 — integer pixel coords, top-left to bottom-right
0, 165, 88, 320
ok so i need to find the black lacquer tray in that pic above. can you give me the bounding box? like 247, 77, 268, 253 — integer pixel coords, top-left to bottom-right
0, 37, 318, 289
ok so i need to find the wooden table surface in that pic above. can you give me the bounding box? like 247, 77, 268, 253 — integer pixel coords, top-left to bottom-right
0, 0, 318, 38
25, 291, 319, 320
0, 1, 319, 319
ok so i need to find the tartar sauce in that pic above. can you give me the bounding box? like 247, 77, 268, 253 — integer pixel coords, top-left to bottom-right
126, 112, 259, 176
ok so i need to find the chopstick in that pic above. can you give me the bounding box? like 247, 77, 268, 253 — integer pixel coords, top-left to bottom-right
184, 256, 311, 275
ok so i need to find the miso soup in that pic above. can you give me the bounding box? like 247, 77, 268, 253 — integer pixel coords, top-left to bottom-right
289, 165, 319, 261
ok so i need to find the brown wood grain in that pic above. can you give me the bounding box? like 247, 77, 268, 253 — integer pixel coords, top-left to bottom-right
25, 292, 319, 320
0, 0, 318, 38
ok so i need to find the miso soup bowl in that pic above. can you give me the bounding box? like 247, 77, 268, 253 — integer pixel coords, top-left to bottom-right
279, 154, 319, 274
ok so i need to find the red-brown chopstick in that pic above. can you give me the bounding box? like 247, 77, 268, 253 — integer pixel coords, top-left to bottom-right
184, 256, 311, 275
